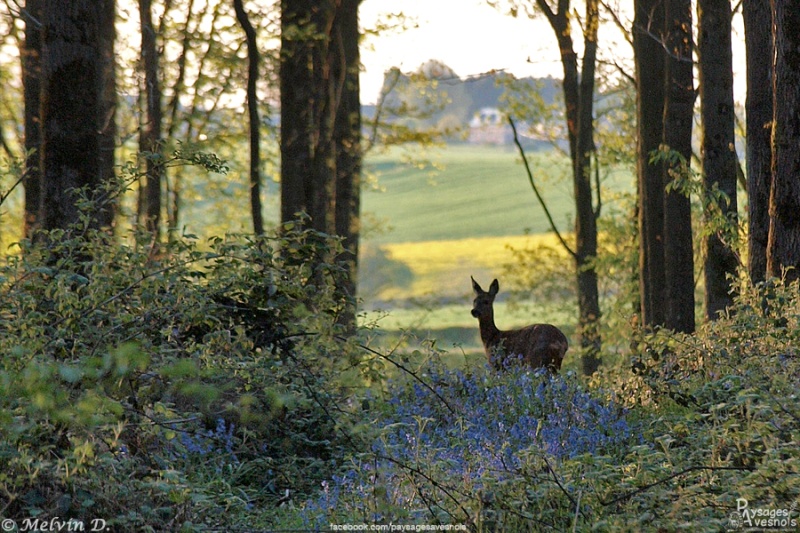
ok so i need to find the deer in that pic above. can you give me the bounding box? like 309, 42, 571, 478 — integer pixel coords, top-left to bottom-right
471, 277, 568, 372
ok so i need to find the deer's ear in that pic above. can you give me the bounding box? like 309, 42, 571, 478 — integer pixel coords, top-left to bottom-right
471, 276, 482, 293
489, 279, 499, 296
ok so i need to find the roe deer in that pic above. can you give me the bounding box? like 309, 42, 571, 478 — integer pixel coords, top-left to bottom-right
471, 277, 568, 371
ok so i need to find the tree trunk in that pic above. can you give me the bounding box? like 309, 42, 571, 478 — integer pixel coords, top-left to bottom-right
333, 0, 362, 329
22, 0, 43, 237
743, 0, 772, 285
280, 0, 340, 236
40, 0, 102, 231
698, 0, 738, 318
662, 0, 696, 333
233, 0, 264, 236
139, 0, 163, 242
767, 0, 800, 284
536, 0, 602, 374
633, 0, 667, 328
574, 0, 601, 375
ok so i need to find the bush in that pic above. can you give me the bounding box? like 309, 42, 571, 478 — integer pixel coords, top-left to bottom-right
0, 220, 364, 531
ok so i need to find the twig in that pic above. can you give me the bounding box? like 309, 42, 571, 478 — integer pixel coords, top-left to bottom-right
345, 337, 457, 415
373, 452, 473, 522
507, 115, 577, 259
0, 166, 28, 207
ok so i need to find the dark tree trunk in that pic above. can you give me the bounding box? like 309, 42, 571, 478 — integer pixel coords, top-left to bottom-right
767, 0, 800, 284
633, 0, 666, 327
743, 0, 772, 285
139, 0, 163, 241
662, 0, 696, 333
40, 0, 102, 231
233, 0, 264, 236
22, 0, 43, 237
536, 0, 602, 374
574, 0, 601, 375
698, 0, 738, 318
280, 0, 339, 236
333, 0, 362, 329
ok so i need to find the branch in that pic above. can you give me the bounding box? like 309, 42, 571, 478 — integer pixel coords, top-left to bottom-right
364, 67, 402, 153
633, 22, 695, 65
598, 57, 635, 86
507, 115, 576, 259
345, 337, 457, 415
373, 452, 473, 521
599, 0, 633, 45
599, 465, 752, 507
0, 166, 28, 207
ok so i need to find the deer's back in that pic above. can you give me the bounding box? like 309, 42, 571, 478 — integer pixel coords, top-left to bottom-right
497, 323, 568, 371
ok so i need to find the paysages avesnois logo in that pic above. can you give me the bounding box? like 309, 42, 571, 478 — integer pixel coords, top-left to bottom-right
727, 498, 798, 531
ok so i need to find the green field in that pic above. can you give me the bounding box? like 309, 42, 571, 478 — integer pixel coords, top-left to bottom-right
362, 144, 576, 244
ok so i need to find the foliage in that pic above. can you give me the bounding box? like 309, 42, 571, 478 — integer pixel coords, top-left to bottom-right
300, 360, 638, 530
0, 192, 366, 530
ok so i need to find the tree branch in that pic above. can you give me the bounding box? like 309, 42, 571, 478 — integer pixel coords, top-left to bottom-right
508, 115, 576, 259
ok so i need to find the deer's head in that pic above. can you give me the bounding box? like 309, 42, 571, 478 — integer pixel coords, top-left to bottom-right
471, 277, 499, 319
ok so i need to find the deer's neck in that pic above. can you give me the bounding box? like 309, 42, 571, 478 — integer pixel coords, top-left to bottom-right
477, 313, 502, 348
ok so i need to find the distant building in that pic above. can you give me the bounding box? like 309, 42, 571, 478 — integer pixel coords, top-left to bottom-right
468, 107, 513, 145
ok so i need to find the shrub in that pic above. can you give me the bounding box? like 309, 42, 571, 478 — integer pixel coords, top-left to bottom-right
0, 218, 364, 530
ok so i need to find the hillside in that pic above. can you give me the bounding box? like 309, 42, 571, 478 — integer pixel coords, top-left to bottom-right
362, 144, 577, 244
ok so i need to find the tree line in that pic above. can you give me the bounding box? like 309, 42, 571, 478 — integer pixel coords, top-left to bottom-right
1, 0, 799, 372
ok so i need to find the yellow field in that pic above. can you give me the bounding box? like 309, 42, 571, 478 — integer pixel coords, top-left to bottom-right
363, 233, 570, 302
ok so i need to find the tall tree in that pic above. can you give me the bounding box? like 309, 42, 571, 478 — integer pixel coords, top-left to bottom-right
333, 0, 363, 327
767, 0, 800, 283
633, 0, 696, 333
39, 0, 103, 231
22, 0, 42, 236
661, 0, 696, 333
280, 0, 364, 328
633, 0, 667, 328
743, 0, 772, 285
139, 0, 164, 241
233, 0, 264, 236
698, 0, 737, 318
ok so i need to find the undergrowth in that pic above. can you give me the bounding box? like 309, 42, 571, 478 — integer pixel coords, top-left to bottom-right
0, 175, 798, 532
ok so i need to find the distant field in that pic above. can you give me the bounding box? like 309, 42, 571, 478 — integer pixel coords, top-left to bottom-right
358, 233, 576, 353
361, 144, 577, 244
359, 233, 569, 302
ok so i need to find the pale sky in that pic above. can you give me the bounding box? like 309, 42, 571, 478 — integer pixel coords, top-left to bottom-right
358, 0, 747, 106
359, 0, 567, 104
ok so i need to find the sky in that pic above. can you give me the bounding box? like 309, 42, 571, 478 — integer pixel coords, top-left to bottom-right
358, 0, 747, 106
358, 0, 567, 104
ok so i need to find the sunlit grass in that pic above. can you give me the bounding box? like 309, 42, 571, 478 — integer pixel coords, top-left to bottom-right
362, 233, 570, 302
